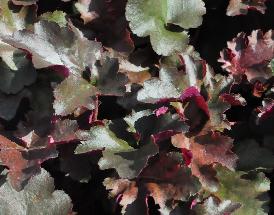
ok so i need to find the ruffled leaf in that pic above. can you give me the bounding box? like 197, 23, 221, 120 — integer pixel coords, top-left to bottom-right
219, 30, 274, 81
125, 0, 206, 55
0, 133, 58, 191
0, 50, 36, 94
1, 20, 102, 75
0, 168, 72, 215
104, 153, 201, 214
172, 132, 238, 191
53, 75, 97, 116
75, 125, 134, 154
227, 0, 268, 16
214, 167, 270, 215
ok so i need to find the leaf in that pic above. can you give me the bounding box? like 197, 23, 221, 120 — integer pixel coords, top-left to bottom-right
75, 125, 134, 154
0, 0, 34, 70
53, 75, 97, 116
99, 142, 158, 179
75, 0, 134, 53
103, 178, 138, 214
40, 11, 67, 27
234, 139, 274, 171
19, 72, 56, 136
194, 196, 241, 215
75, 0, 98, 24
0, 0, 32, 34
51, 119, 79, 143
104, 153, 201, 215
214, 167, 270, 215
203, 74, 235, 132
0, 89, 31, 120
137, 67, 183, 103
0, 133, 58, 191
219, 30, 274, 81
124, 110, 153, 133
172, 132, 238, 191
227, 0, 268, 16
0, 50, 36, 94
100, 110, 188, 179
162, 52, 207, 88
0, 168, 72, 215
58, 143, 98, 183
125, 0, 206, 56
11, 0, 38, 6
95, 57, 129, 96
1, 20, 102, 75
270, 59, 274, 73
140, 153, 201, 214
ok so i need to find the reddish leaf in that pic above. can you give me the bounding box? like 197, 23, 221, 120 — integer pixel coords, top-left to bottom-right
219, 30, 274, 81
0, 133, 57, 191
172, 132, 238, 191
227, 0, 268, 16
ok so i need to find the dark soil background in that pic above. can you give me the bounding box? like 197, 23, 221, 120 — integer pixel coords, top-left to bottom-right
32, 0, 274, 214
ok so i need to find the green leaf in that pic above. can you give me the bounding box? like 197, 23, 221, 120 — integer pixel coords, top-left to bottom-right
53, 75, 97, 116
0, 169, 72, 215
270, 59, 274, 73
75, 125, 134, 154
137, 67, 183, 103
215, 167, 270, 215
125, 0, 206, 55
40, 11, 67, 28
99, 142, 158, 179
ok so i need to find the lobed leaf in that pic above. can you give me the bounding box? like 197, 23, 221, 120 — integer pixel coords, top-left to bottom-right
125, 0, 206, 55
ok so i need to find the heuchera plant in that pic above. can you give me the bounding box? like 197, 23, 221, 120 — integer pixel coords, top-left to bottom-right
0, 0, 273, 214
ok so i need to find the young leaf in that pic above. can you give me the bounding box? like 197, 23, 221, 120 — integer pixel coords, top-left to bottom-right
227, 0, 268, 16
125, 0, 206, 56
219, 30, 274, 81
40, 11, 67, 28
